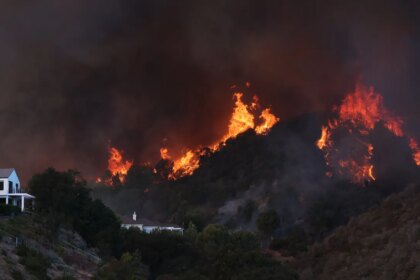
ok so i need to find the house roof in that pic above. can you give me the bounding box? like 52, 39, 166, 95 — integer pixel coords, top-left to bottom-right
0, 168, 15, 178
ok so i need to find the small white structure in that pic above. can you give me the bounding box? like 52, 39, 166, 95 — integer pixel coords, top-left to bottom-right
0, 169, 35, 212
121, 212, 183, 234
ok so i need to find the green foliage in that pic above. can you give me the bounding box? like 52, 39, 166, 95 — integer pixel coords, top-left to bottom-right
184, 221, 198, 241
94, 251, 149, 280
55, 276, 77, 280
269, 226, 308, 256
176, 208, 213, 231
11, 270, 24, 280
16, 244, 51, 279
118, 224, 297, 280
0, 204, 21, 216
232, 266, 298, 280
28, 168, 122, 257
121, 228, 197, 278
257, 210, 280, 235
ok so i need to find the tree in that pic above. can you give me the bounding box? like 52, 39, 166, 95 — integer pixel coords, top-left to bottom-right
28, 168, 122, 257
184, 221, 198, 241
94, 251, 149, 280
256, 210, 280, 236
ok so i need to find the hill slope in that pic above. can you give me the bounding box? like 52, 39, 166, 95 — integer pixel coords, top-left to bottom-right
299, 185, 420, 280
0, 215, 100, 279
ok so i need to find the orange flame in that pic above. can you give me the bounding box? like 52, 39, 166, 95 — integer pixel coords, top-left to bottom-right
162, 88, 280, 180
107, 146, 133, 183
337, 86, 404, 137
221, 93, 255, 143
255, 108, 280, 135
170, 150, 201, 179
316, 126, 331, 150
316, 84, 419, 184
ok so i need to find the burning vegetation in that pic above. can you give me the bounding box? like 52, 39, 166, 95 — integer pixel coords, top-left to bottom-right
162, 91, 279, 180
98, 84, 417, 186
317, 84, 419, 184
97, 146, 133, 184
98, 89, 279, 184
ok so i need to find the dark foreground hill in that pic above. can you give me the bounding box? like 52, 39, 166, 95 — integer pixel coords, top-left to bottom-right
298, 184, 420, 280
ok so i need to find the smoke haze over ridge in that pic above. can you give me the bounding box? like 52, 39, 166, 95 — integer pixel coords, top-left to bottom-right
0, 0, 419, 182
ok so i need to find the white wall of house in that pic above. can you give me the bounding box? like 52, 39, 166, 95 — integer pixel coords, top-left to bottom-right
0, 179, 8, 195
122, 224, 143, 230
0, 170, 21, 195
122, 224, 183, 234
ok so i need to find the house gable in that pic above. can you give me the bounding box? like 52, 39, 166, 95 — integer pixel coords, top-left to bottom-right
0, 169, 20, 194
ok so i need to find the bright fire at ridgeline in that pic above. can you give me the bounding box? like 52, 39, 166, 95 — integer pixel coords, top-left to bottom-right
96, 147, 133, 184
99, 89, 279, 184
317, 84, 420, 184
162, 92, 279, 180
98, 84, 418, 186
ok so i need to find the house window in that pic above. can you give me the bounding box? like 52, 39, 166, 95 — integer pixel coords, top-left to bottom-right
0, 181, 3, 191
9, 182, 13, 193
16, 183, 19, 193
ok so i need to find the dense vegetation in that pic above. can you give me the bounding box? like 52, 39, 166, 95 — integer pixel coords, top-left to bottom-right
108, 225, 297, 280
93, 116, 419, 253
26, 168, 298, 279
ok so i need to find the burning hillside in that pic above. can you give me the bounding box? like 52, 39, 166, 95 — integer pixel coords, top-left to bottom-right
98, 89, 279, 184
97, 83, 419, 186
162, 91, 279, 180
317, 84, 420, 184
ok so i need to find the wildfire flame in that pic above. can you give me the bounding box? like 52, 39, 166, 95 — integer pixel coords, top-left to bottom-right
170, 150, 201, 179
317, 84, 419, 184
336, 86, 404, 136
316, 126, 330, 150
107, 146, 133, 183
220, 93, 255, 143
162, 89, 279, 179
255, 108, 280, 135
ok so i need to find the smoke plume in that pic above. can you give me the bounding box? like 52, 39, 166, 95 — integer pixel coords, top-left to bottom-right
0, 0, 418, 182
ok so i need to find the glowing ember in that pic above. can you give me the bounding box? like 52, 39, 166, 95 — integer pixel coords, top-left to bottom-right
368, 165, 375, 181
162, 88, 280, 180
409, 138, 420, 166
107, 146, 133, 183
317, 84, 419, 184
160, 148, 171, 160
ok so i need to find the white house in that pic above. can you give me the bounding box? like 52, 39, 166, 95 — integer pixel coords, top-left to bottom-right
0, 169, 35, 212
121, 212, 183, 234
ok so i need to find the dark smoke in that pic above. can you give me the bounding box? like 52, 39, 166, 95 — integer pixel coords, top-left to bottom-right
0, 0, 419, 183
